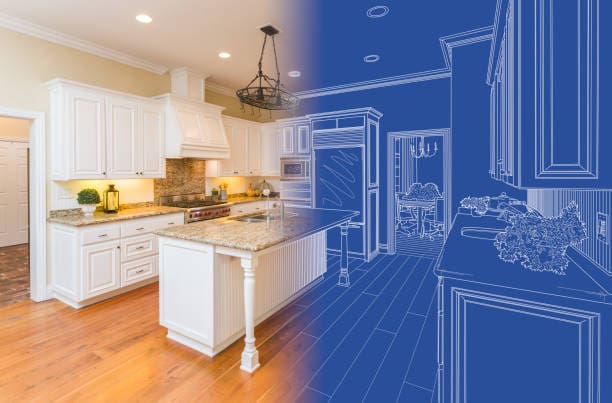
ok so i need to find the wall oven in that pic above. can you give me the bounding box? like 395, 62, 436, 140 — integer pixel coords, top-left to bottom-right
280, 158, 310, 181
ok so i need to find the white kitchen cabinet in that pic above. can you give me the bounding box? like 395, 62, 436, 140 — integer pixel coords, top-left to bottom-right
47, 79, 165, 180
206, 116, 273, 177
260, 123, 280, 176
82, 240, 121, 299
50, 212, 184, 308
140, 103, 165, 177
281, 126, 294, 156
247, 126, 262, 175
66, 88, 107, 179
106, 96, 139, 178
279, 119, 310, 157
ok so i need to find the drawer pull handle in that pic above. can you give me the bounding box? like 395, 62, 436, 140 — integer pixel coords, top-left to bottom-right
98, 234, 108, 238
167, 222, 175, 225
135, 246, 146, 250
135, 269, 145, 274
136, 227, 145, 231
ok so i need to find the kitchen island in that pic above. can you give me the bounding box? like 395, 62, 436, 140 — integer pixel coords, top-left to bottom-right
155, 207, 357, 372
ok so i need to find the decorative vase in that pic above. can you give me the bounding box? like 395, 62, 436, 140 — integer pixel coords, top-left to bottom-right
81, 204, 97, 217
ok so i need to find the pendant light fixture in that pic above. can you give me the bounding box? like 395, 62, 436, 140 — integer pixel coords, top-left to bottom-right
236, 25, 299, 112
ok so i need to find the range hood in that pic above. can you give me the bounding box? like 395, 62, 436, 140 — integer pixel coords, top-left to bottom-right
156, 68, 230, 159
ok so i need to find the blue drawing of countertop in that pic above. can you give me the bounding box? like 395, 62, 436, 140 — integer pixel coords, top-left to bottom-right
435, 213, 612, 304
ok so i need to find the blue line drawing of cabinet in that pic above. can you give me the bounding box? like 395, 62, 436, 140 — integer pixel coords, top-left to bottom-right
311, 108, 382, 261
487, 0, 608, 188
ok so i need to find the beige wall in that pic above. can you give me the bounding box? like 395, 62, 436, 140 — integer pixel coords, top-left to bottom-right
0, 116, 30, 138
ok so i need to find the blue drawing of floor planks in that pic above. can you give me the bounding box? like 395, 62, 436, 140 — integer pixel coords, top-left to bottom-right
261, 253, 439, 402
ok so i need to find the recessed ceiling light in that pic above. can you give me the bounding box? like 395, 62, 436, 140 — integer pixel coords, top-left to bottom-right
288, 70, 301, 78
363, 54, 381, 63
135, 14, 153, 24
219, 52, 231, 59
366, 5, 389, 18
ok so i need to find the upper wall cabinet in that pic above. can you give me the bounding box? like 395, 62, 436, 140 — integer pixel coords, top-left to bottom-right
488, 0, 607, 188
278, 118, 311, 157
47, 79, 165, 180
206, 116, 279, 177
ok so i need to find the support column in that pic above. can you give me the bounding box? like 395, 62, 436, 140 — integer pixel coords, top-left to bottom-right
240, 256, 260, 373
338, 222, 350, 287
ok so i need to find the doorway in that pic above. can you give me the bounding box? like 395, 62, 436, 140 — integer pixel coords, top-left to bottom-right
0, 117, 30, 306
0, 107, 46, 303
387, 129, 451, 258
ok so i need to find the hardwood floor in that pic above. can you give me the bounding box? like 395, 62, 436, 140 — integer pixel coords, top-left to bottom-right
0, 254, 438, 402
0, 243, 29, 307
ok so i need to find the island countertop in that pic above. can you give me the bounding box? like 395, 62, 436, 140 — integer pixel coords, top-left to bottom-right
436, 213, 612, 304
155, 207, 358, 252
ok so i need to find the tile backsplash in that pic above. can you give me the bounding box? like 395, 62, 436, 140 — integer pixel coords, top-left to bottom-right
153, 159, 207, 202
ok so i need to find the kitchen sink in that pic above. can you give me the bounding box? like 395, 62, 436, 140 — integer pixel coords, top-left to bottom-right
230, 212, 297, 223
460, 226, 503, 240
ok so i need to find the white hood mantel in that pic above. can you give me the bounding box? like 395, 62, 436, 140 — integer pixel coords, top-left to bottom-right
157, 68, 230, 160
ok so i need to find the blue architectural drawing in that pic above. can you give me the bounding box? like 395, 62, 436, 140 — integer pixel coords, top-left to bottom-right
276, 0, 612, 401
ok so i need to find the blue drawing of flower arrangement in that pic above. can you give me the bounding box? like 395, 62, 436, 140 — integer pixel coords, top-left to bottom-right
494, 202, 587, 275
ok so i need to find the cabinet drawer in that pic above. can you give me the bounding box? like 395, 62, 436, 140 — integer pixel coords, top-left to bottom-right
121, 255, 157, 286
154, 213, 185, 229
81, 224, 121, 245
121, 233, 157, 261
121, 216, 159, 237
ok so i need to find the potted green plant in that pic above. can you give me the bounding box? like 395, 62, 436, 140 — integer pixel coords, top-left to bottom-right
77, 188, 101, 216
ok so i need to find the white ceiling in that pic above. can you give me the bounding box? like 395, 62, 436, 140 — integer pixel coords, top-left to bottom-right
0, 0, 307, 91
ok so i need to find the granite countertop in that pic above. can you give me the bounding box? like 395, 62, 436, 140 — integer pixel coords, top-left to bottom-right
436, 213, 612, 304
155, 207, 357, 252
47, 206, 186, 226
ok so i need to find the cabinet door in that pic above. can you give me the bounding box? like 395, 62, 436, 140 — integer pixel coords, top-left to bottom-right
220, 123, 235, 176
140, 103, 165, 177
68, 89, 107, 179
281, 126, 295, 156
296, 125, 310, 155
231, 126, 249, 175
260, 125, 281, 176
447, 288, 600, 403
247, 126, 262, 175
106, 97, 139, 178
82, 241, 120, 299
532, 0, 598, 181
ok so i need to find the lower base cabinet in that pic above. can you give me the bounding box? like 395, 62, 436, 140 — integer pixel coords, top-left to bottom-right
437, 276, 611, 403
82, 240, 121, 299
50, 212, 183, 308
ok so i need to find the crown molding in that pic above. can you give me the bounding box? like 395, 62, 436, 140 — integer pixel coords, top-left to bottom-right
0, 12, 169, 75
205, 81, 237, 97
439, 26, 494, 68
295, 68, 451, 99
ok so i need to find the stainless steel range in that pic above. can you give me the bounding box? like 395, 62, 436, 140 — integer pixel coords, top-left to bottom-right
159, 194, 230, 223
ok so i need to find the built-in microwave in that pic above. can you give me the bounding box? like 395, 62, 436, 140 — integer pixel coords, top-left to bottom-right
280, 158, 310, 181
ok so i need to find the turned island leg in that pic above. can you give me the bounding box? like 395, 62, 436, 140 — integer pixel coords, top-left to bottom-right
338, 222, 350, 287
240, 257, 260, 373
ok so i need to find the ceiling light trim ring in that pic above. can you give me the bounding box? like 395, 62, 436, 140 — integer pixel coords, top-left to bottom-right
366, 5, 390, 18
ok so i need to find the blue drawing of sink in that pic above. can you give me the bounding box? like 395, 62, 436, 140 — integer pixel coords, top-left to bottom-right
460, 226, 504, 241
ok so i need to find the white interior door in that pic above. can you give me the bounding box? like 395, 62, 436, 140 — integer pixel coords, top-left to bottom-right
0, 139, 29, 247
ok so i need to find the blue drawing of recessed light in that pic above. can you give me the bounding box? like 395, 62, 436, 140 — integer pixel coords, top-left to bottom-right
363, 54, 381, 63
366, 5, 389, 18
